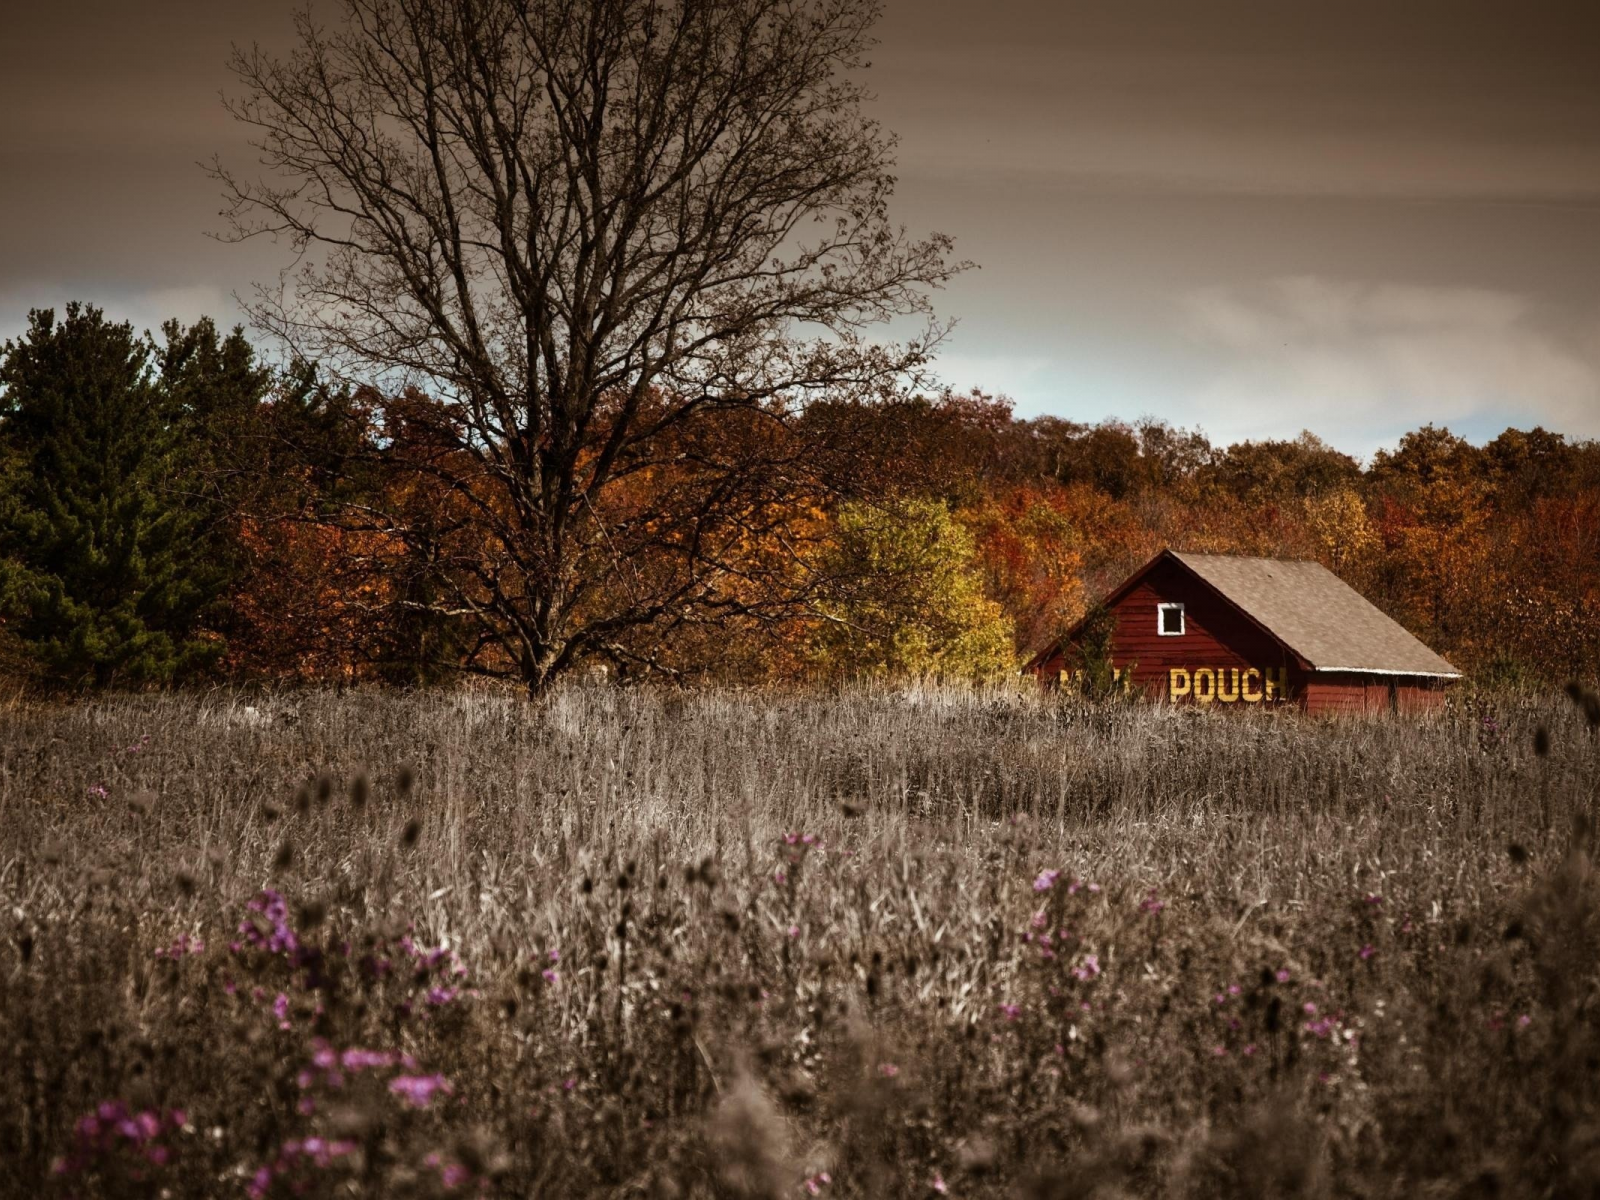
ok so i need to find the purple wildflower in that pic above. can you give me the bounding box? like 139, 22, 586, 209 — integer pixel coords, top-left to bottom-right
427, 1151, 477, 1189
155, 933, 205, 959
238, 889, 300, 957
52, 1102, 185, 1179
389, 1073, 453, 1109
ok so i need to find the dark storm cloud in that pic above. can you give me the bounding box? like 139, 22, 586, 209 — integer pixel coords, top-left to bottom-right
3, 0, 1598, 452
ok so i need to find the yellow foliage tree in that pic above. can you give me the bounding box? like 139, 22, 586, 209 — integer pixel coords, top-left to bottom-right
1304, 488, 1380, 579
811, 499, 1016, 681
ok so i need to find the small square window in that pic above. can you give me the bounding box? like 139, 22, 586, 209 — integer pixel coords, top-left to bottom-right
1157, 603, 1185, 636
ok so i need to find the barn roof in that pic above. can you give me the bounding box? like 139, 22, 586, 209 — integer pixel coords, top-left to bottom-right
1168, 551, 1460, 677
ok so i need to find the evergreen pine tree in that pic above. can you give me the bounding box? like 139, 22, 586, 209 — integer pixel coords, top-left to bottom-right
0, 303, 267, 687
154, 314, 274, 628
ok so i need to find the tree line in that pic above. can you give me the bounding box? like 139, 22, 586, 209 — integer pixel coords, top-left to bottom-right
2, 302, 1595, 693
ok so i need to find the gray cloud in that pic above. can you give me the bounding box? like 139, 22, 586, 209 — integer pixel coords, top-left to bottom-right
1179, 277, 1600, 451
5, 0, 1600, 454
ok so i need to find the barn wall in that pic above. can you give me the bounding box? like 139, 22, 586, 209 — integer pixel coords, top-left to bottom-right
1397, 681, 1449, 714
1039, 556, 1306, 707
1302, 673, 1384, 715
1302, 673, 1451, 715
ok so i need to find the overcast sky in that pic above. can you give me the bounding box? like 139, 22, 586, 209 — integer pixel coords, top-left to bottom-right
3, 0, 1599, 456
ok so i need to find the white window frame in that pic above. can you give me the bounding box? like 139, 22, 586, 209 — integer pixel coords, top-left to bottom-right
1157, 602, 1186, 636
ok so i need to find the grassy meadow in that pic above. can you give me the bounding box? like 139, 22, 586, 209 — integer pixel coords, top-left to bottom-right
2, 685, 1598, 1198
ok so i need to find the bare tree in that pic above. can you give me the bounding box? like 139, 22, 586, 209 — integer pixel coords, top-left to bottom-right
217, 0, 963, 692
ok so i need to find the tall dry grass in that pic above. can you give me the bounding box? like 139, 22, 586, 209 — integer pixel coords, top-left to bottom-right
1, 684, 1596, 1197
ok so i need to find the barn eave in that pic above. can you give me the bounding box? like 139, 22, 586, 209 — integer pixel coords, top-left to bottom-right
1308, 665, 1462, 679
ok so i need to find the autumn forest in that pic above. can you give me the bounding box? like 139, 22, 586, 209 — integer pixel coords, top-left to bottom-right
0, 302, 1592, 694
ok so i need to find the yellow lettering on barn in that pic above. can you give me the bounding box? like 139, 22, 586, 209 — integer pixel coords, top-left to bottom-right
1063, 661, 1290, 703
1160, 664, 1287, 703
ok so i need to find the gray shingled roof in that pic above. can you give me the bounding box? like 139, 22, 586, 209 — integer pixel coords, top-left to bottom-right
1172, 551, 1460, 677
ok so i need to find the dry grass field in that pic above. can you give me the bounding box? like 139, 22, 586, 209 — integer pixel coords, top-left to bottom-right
2, 685, 1598, 1198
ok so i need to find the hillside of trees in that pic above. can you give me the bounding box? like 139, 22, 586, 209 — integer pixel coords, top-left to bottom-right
1, 304, 1595, 693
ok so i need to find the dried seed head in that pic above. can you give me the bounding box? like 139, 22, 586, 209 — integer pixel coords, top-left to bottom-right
297, 898, 327, 928
273, 841, 295, 873
400, 818, 422, 849
708, 1074, 792, 1200
1567, 681, 1600, 729
349, 773, 370, 810
452, 1129, 500, 1176
315, 773, 334, 804
328, 1104, 376, 1139
1533, 726, 1551, 757
40, 839, 65, 866
294, 786, 312, 816
396, 764, 416, 796
174, 867, 197, 897
18, 932, 34, 965
957, 1133, 999, 1174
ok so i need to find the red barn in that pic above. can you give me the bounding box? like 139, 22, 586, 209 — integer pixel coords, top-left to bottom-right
1028, 550, 1460, 714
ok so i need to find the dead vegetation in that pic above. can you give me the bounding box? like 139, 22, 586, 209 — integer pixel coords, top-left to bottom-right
1, 685, 1597, 1197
